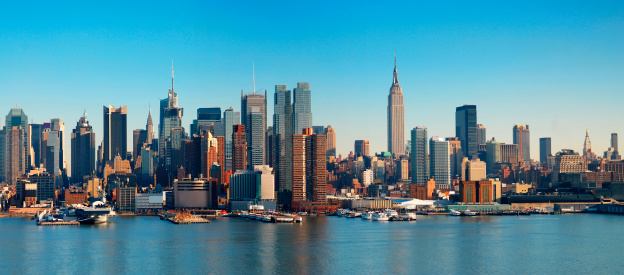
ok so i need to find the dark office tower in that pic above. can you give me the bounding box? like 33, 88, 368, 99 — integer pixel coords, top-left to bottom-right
167, 127, 186, 181
192, 107, 221, 135
539, 137, 552, 164
293, 82, 313, 137
410, 126, 429, 185
159, 65, 183, 166
103, 105, 127, 162
612, 133, 619, 153
132, 129, 147, 160
241, 90, 267, 165
222, 108, 240, 171
71, 113, 95, 184
246, 107, 264, 169
455, 105, 477, 158
266, 126, 274, 168
50, 118, 65, 168
477, 124, 486, 146
146, 109, 155, 145
388, 57, 405, 157
44, 128, 61, 181
273, 84, 293, 196
354, 140, 370, 157
232, 124, 247, 172
513, 124, 530, 162
30, 123, 45, 168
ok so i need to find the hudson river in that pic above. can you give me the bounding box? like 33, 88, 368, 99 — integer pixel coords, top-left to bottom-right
2, 214, 623, 274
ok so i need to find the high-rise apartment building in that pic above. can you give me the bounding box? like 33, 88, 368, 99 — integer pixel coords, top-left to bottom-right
241, 90, 267, 165
387, 57, 405, 157
292, 128, 326, 203
539, 137, 551, 165
354, 140, 370, 157
232, 124, 247, 172
430, 137, 450, 186
293, 82, 312, 135
513, 124, 530, 162
410, 126, 429, 185
103, 105, 127, 162
71, 113, 95, 184
455, 105, 477, 158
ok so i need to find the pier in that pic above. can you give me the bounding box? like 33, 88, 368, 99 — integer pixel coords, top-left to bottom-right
37, 220, 80, 226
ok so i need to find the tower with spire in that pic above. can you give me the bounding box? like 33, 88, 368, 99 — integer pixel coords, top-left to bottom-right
583, 129, 596, 159
146, 108, 154, 144
388, 54, 405, 157
159, 62, 184, 171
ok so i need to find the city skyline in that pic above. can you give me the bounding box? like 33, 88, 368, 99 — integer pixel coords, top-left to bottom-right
1, 1, 623, 171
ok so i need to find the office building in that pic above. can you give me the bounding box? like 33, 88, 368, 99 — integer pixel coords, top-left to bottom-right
273, 85, 293, 196
30, 123, 45, 168
500, 143, 519, 165
459, 181, 493, 203
222, 108, 240, 171
430, 137, 450, 186
513, 124, 530, 162
540, 137, 552, 165
5, 126, 26, 186
354, 140, 370, 157
132, 129, 147, 161
173, 178, 215, 209
293, 82, 313, 137
477, 124, 486, 146
312, 126, 325, 135
387, 57, 405, 157
71, 113, 96, 184
486, 139, 501, 175
552, 149, 587, 182
410, 126, 428, 185
146, 109, 155, 145
229, 165, 275, 201
583, 129, 596, 159
159, 66, 183, 166
192, 107, 221, 135
455, 105, 477, 158
241, 90, 267, 165
461, 157, 487, 181
103, 105, 127, 161
326, 126, 336, 159
446, 137, 463, 178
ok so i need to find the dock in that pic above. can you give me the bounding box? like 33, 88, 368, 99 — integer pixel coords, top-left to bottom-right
160, 211, 210, 224
37, 220, 80, 226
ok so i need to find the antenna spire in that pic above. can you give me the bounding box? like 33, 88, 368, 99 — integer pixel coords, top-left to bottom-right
253, 62, 255, 94
171, 60, 174, 92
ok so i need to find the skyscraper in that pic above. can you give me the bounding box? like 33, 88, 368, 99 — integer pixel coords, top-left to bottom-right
486, 138, 501, 175
325, 126, 336, 159
30, 123, 45, 168
513, 124, 530, 162
477, 124, 486, 145
159, 65, 183, 166
293, 82, 313, 135
446, 137, 463, 178
273, 84, 293, 196
539, 137, 552, 165
241, 90, 267, 165
232, 124, 247, 172
222, 108, 240, 171
71, 112, 95, 184
354, 140, 370, 157
583, 129, 596, 159
103, 105, 127, 162
387, 57, 405, 157
430, 136, 450, 186
410, 126, 429, 185
612, 133, 619, 153
455, 105, 477, 158
192, 107, 221, 135
146, 109, 155, 145
246, 107, 264, 169
292, 128, 326, 203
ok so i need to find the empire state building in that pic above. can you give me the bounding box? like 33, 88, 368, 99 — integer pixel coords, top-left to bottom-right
388, 57, 405, 156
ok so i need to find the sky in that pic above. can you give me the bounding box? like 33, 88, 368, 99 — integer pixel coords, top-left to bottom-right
1, 1, 623, 172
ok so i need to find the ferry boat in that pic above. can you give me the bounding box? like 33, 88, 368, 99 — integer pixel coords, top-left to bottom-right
372, 213, 389, 221
383, 209, 399, 217
398, 213, 417, 221
347, 212, 362, 218
76, 201, 115, 224
463, 210, 477, 216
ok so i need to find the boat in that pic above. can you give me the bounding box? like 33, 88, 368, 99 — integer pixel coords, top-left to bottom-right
76, 201, 115, 224
347, 212, 362, 218
361, 212, 374, 220
463, 210, 477, 216
398, 213, 417, 221
294, 216, 303, 223
336, 209, 349, 217
372, 213, 389, 221
450, 209, 462, 216
383, 209, 399, 217
241, 211, 249, 218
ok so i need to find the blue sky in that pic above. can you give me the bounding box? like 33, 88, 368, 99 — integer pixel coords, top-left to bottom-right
1, 1, 623, 170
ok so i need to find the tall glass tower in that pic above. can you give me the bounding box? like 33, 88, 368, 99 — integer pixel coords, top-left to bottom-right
430, 136, 450, 186
410, 126, 428, 185
455, 105, 477, 158
293, 82, 312, 136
